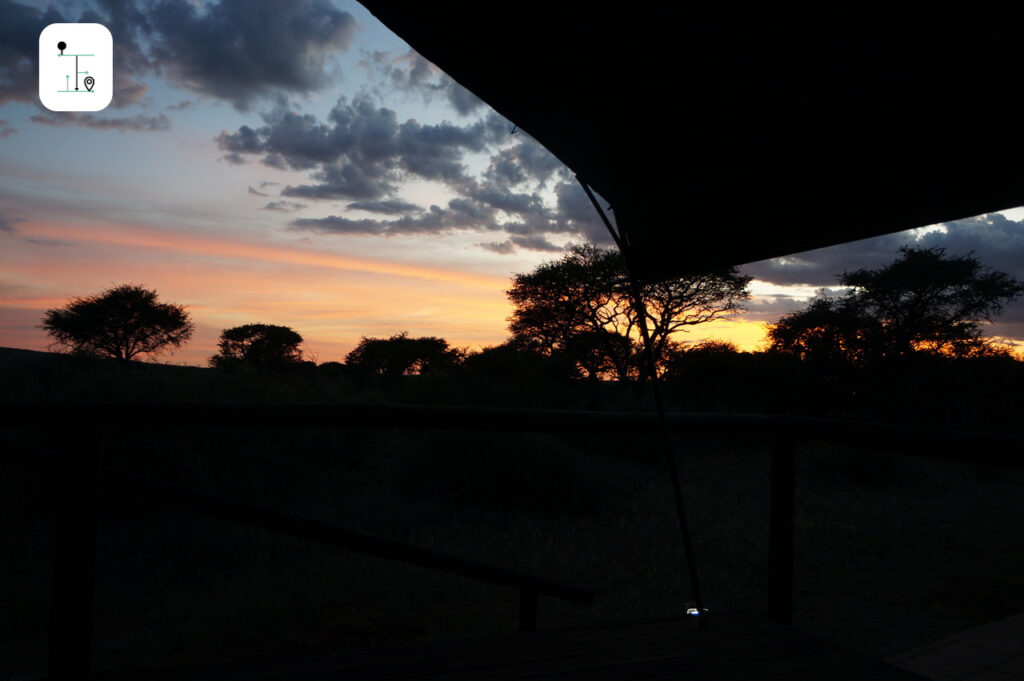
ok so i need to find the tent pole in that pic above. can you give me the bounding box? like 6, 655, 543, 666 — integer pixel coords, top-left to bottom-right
578, 178, 707, 625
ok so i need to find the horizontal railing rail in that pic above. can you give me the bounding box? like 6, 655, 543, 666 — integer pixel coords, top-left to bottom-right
3, 401, 1022, 680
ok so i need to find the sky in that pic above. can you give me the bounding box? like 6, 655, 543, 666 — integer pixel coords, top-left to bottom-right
2, 0, 1024, 366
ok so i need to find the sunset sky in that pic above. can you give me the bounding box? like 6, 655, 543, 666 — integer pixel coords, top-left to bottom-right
2, 0, 1024, 366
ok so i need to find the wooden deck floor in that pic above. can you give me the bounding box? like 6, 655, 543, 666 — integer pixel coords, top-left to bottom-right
89, 613, 928, 680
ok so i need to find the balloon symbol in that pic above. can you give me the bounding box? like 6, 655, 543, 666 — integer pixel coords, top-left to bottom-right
84, 76, 95, 92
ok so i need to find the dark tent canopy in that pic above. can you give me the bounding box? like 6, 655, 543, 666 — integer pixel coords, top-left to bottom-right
361, 3, 1024, 281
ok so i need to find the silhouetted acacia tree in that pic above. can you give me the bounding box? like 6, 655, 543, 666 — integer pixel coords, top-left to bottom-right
768, 297, 884, 365
507, 244, 751, 379
345, 332, 463, 378
463, 342, 578, 381
768, 247, 1024, 362
41, 284, 194, 362
210, 324, 305, 368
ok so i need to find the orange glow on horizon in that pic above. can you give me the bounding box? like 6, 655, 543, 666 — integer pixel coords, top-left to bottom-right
0, 220, 811, 365
20, 220, 509, 289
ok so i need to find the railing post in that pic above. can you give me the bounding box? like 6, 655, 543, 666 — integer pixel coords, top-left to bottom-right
49, 425, 102, 680
518, 587, 538, 631
768, 435, 795, 624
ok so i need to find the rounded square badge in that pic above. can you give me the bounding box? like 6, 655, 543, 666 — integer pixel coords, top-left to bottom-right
39, 23, 113, 112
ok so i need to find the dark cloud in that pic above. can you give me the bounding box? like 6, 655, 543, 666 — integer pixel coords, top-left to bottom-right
213, 94, 618, 248
0, 118, 15, 138
149, 0, 356, 110
290, 215, 391, 236
510, 235, 562, 252
218, 97, 509, 199
262, 200, 305, 212
217, 125, 264, 155
7, 0, 355, 112
167, 99, 196, 111
362, 49, 485, 116
0, 212, 19, 233
462, 181, 547, 217
484, 138, 564, 188
209, 65, 611, 248
0, 0, 67, 103
476, 235, 565, 255
281, 163, 396, 201
289, 199, 506, 237
552, 180, 616, 246
479, 240, 516, 255
738, 214, 1024, 343
444, 77, 484, 116
346, 199, 422, 215
741, 212, 1024, 288
24, 237, 75, 247
81, 0, 153, 108
247, 185, 268, 196
30, 112, 171, 132
740, 294, 814, 324
0, 0, 148, 109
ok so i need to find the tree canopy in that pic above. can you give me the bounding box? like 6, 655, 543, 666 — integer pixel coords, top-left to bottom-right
506, 244, 751, 379
345, 332, 463, 378
768, 247, 1024, 362
210, 324, 305, 368
41, 284, 194, 362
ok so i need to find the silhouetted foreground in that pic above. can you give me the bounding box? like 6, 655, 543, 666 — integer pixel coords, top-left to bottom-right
2, 348, 1023, 678
4, 399, 971, 680
91, 613, 925, 680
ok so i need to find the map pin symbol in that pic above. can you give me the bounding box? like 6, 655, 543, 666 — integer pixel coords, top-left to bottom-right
84, 76, 95, 92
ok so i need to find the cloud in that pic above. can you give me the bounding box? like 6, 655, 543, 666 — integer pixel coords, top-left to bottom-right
741, 212, 1024, 288
247, 185, 268, 196
479, 240, 515, 255
289, 199, 508, 237
281, 163, 397, 201
214, 95, 587, 243
148, 0, 357, 110
740, 295, 809, 323
30, 112, 171, 132
7, 0, 356, 112
510, 235, 562, 252
551, 180, 616, 246
361, 49, 485, 116
736, 213, 1024, 336
211, 69, 617, 249
477, 235, 564, 255
484, 138, 564, 188
24, 237, 75, 247
0, 206, 27, 235
81, 0, 153, 108
346, 199, 422, 215
0, 119, 15, 138
0, 0, 149, 109
218, 97, 509, 199
167, 99, 197, 111
262, 200, 305, 212
476, 235, 565, 255
0, 0, 68, 104
213, 93, 625, 248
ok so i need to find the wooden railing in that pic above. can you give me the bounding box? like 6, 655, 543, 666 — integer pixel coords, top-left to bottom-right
3, 401, 1023, 680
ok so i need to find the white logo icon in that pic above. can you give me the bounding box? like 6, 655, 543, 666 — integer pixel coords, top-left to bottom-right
39, 23, 113, 112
